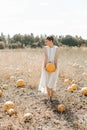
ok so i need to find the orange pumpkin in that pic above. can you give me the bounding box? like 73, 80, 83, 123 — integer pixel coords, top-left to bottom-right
71, 84, 77, 90
80, 87, 87, 95
71, 80, 76, 84
57, 104, 66, 112
4, 101, 15, 111
2, 84, 8, 90
67, 86, 73, 92
7, 108, 15, 116
64, 79, 70, 85
0, 90, 3, 96
10, 76, 15, 82
46, 62, 55, 72
16, 79, 25, 87
23, 113, 33, 122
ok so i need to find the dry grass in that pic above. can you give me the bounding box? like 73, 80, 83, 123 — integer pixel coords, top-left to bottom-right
0, 47, 87, 130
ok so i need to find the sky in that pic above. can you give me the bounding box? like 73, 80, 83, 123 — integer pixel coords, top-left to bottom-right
0, 0, 87, 39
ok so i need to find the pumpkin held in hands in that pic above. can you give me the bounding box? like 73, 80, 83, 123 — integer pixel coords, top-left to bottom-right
46, 62, 56, 72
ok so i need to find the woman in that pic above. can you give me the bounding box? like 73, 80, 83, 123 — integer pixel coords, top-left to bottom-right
38, 36, 59, 102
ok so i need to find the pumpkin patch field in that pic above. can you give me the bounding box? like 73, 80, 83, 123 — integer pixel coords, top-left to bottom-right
0, 47, 87, 130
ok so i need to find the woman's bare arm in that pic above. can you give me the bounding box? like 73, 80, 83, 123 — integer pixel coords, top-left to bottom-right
44, 47, 48, 68
54, 48, 59, 69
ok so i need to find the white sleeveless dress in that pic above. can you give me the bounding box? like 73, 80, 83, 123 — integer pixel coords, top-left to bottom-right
38, 45, 59, 93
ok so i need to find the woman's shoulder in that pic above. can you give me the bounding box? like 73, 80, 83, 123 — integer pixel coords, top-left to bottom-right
54, 45, 58, 49
44, 45, 48, 48
44, 46, 48, 50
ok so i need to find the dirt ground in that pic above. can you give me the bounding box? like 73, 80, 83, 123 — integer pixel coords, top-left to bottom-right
0, 47, 87, 130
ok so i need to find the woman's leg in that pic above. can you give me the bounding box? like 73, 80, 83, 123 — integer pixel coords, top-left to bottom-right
47, 87, 56, 101
47, 87, 51, 100
50, 89, 53, 97
50, 89, 56, 101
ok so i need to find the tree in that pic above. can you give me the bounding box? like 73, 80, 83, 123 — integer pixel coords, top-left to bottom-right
61, 35, 80, 46
11, 34, 24, 48
0, 33, 6, 43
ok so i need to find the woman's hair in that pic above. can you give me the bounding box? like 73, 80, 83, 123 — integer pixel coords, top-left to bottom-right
46, 36, 54, 42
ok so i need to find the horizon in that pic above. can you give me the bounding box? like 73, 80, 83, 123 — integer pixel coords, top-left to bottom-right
1, 32, 87, 40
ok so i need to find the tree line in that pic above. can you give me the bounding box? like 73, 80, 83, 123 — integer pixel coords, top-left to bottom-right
0, 33, 87, 49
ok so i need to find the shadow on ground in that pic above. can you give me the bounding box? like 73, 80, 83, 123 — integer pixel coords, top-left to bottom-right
42, 98, 78, 130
